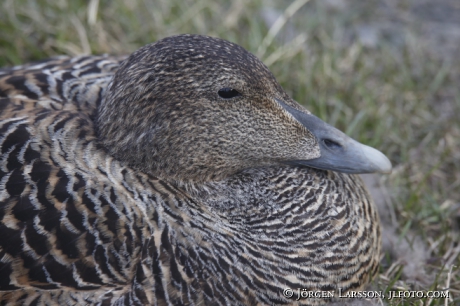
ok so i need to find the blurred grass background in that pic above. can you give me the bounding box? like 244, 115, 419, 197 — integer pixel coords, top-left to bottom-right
1, 0, 459, 304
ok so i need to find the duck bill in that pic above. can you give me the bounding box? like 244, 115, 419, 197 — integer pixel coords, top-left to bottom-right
277, 99, 392, 174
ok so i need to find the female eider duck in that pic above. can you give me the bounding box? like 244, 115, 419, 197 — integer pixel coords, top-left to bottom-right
0, 34, 391, 305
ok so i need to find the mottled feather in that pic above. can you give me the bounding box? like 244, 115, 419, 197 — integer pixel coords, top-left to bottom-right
0, 35, 381, 305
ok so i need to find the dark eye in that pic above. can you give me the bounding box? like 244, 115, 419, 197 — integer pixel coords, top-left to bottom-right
218, 88, 241, 99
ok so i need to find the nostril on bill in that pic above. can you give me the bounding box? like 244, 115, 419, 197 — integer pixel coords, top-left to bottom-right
323, 139, 343, 150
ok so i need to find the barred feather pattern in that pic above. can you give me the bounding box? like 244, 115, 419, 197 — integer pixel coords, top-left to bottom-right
0, 55, 381, 305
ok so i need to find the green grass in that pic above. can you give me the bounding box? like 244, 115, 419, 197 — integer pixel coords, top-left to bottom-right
1, 0, 459, 305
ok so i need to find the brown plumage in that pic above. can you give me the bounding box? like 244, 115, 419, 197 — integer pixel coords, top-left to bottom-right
0, 34, 389, 305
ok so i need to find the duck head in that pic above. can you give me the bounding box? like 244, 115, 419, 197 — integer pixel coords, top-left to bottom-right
97, 34, 391, 183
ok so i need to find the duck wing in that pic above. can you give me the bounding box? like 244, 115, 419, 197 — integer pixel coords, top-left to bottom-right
0, 55, 154, 304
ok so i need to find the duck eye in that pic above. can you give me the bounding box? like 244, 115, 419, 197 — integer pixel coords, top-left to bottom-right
218, 88, 240, 99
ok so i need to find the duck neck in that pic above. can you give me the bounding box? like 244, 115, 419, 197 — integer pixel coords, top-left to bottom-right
146, 166, 380, 303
